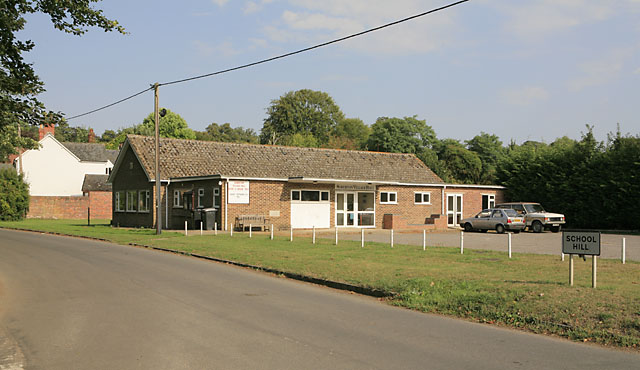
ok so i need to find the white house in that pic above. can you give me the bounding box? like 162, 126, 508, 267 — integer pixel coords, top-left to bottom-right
15, 128, 118, 196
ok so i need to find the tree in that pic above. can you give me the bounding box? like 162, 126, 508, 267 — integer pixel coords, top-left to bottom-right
0, 123, 38, 161
328, 118, 370, 150
105, 109, 195, 149
435, 139, 483, 184
0, 167, 30, 220
465, 132, 505, 184
366, 116, 437, 154
54, 120, 90, 142
260, 89, 345, 145
195, 123, 258, 143
1, 0, 125, 132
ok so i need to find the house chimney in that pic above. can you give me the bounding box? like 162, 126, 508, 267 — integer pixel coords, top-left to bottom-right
38, 123, 55, 140
88, 128, 96, 143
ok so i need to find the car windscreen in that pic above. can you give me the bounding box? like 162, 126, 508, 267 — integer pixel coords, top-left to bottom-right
503, 209, 519, 217
524, 204, 545, 213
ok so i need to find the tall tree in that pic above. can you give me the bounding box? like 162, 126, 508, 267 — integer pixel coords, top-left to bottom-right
195, 123, 258, 144
105, 109, 195, 149
465, 132, 505, 184
366, 116, 437, 154
260, 89, 345, 146
435, 139, 483, 184
328, 118, 370, 150
0, 167, 30, 220
1, 0, 125, 131
0, 122, 37, 161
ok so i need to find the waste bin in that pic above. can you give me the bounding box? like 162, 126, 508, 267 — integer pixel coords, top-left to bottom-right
202, 208, 217, 230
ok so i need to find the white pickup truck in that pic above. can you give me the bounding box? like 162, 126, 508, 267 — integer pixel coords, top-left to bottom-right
496, 202, 565, 233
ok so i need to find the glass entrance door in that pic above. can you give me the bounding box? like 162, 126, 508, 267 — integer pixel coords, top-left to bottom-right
447, 194, 463, 227
336, 192, 356, 226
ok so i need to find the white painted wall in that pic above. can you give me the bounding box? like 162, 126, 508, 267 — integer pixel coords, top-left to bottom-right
16, 135, 113, 196
291, 203, 330, 229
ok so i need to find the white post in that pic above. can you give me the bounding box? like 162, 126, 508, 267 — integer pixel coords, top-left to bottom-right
622, 238, 626, 264
508, 232, 512, 259
562, 252, 565, 262
249, 224, 252, 238
214, 222, 218, 236
592, 256, 597, 289
313, 226, 316, 244
569, 254, 574, 286
361, 229, 364, 248
290, 227, 293, 242
230, 225, 233, 237
460, 231, 464, 254
335, 227, 338, 245
185, 220, 188, 236
270, 225, 274, 240
390, 229, 394, 249
200, 221, 203, 236
423, 230, 426, 251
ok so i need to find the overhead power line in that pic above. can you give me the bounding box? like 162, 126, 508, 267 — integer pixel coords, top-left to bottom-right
67, 0, 470, 120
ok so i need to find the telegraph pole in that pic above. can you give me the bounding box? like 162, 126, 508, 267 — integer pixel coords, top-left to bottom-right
154, 83, 162, 235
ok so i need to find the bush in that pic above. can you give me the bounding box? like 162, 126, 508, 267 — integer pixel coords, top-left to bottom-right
0, 168, 29, 220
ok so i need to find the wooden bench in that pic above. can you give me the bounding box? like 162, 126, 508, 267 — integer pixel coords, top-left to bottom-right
235, 215, 270, 231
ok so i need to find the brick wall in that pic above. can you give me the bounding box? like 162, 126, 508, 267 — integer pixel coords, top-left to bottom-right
28, 191, 112, 220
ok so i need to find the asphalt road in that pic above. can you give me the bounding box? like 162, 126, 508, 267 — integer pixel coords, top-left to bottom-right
1, 229, 639, 370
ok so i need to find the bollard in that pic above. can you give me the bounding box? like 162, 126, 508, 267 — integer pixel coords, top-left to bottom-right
335, 227, 338, 245
290, 227, 293, 242
390, 229, 394, 248
230, 225, 233, 237
214, 222, 218, 236
361, 229, 364, 248
423, 230, 426, 251
249, 224, 252, 238
508, 232, 512, 258
460, 231, 464, 254
185, 220, 188, 236
562, 252, 565, 262
270, 225, 274, 240
622, 238, 626, 264
200, 222, 203, 236
313, 226, 316, 244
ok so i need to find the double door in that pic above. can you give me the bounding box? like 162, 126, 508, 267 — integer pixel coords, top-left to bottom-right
447, 194, 463, 227
335, 192, 375, 227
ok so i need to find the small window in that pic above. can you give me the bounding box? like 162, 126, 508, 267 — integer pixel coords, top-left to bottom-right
115, 191, 125, 212
197, 188, 205, 208
291, 190, 300, 201
414, 192, 431, 204
213, 188, 220, 196
126, 190, 138, 212
482, 194, 495, 209
173, 190, 182, 208
380, 191, 397, 204
301, 190, 320, 202
138, 190, 150, 212
321, 191, 329, 201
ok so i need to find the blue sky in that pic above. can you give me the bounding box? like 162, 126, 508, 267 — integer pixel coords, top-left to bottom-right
21, 0, 640, 144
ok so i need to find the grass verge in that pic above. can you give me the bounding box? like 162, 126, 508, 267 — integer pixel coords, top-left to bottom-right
1, 219, 639, 349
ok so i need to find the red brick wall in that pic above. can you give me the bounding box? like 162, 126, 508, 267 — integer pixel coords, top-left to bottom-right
28, 192, 112, 220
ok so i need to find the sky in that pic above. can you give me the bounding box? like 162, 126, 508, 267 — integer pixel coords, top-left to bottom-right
19, 0, 640, 145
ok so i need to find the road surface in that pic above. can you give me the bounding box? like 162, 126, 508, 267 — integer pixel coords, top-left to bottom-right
1, 229, 638, 369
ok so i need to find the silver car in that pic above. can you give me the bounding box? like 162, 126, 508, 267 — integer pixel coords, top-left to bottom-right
460, 208, 526, 234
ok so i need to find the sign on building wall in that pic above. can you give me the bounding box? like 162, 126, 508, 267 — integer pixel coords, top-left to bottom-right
228, 181, 250, 204
335, 184, 375, 192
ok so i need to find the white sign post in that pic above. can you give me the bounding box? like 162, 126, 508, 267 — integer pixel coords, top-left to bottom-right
562, 231, 601, 288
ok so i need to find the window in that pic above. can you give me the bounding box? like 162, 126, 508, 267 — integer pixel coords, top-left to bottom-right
138, 190, 150, 212
115, 191, 125, 212
414, 192, 431, 204
197, 188, 205, 208
126, 190, 138, 212
482, 194, 495, 209
173, 190, 182, 208
291, 190, 330, 202
380, 191, 397, 204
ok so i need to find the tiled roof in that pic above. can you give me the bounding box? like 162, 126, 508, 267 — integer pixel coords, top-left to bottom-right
62, 142, 119, 163
82, 174, 112, 192
126, 135, 443, 185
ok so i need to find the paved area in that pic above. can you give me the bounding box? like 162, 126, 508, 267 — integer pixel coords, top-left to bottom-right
1, 229, 639, 369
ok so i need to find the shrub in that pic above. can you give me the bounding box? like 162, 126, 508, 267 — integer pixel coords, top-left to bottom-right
0, 167, 29, 220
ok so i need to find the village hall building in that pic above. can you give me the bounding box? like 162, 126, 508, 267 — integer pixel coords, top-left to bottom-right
109, 135, 505, 231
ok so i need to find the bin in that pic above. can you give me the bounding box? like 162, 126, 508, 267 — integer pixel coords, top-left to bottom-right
202, 208, 217, 230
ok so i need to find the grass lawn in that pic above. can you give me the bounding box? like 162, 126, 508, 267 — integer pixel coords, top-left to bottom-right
1, 219, 639, 349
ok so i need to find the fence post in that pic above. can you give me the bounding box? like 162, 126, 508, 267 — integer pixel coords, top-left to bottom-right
249, 224, 252, 238
508, 232, 512, 258
185, 221, 188, 236
460, 231, 464, 254
390, 229, 394, 248
214, 222, 218, 236
270, 225, 274, 240
622, 238, 626, 264
230, 224, 233, 237
290, 227, 293, 242
423, 230, 426, 251
200, 221, 203, 236
313, 226, 316, 244
335, 227, 338, 245
361, 229, 364, 248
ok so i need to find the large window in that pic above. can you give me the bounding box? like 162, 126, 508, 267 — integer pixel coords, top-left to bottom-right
126, 190, 138, 212
173, 190, 182, 208
482, 194, 495, 209
197, 188, 205, 208
291, 190, 330, 202
414, 192, 431, 204
380, 191, 397, 204
138, 190, 150, 212
115, 191, 125, 212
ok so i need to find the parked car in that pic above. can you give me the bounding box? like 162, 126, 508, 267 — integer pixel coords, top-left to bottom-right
459, 208, 525, 234
496, 202, 565, 233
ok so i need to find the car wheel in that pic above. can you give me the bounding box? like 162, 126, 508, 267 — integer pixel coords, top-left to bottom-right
532, 221, 543, 233
496, 224, 505, 234
464, 223, 474, 232
550, 225, 561, 233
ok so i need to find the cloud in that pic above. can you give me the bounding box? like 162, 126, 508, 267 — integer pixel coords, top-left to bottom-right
567, 47, 635, 91
258, 0, 461, 55
244, 0, 275, 14
192, 40, 240, 58
211, 0, 229, 6
501, 86, 549, 106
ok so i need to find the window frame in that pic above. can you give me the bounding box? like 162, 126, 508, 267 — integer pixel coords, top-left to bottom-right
197, 188, 205, 208
414, 192, 431, 205
482, 194, 496, 210
379, 191, 397, 204
115, 191, 125, 212
173, 190, 182, 208
138, 190, 150, 213
290, 189, 330, 203
126, 190, 138, 212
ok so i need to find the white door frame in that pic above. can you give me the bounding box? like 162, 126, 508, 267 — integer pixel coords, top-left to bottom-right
447, 193, 463, 227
